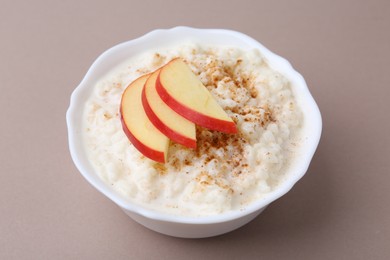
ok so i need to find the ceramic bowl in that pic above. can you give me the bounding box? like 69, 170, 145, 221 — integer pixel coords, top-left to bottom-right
66, 26, 322, 238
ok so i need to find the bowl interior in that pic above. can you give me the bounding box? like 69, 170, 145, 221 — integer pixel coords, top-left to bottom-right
66, 26, 322, 224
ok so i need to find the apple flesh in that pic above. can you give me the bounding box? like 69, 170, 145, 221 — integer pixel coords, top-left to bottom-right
156, 58, 237, 133
142, 69, 196, 149
120, 74, 169, 163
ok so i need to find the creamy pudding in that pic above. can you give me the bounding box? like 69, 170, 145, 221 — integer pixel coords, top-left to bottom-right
83, 43, 303, 217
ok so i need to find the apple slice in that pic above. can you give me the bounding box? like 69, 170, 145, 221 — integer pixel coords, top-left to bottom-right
120, 74, 170, 163
156, 58, 237, 133
142, 69, 196, 149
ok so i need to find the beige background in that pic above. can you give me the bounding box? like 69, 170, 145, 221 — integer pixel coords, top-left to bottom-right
1, 0, 389, 259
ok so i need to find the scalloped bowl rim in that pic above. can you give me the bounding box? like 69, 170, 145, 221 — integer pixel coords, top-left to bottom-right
66, 26, 322, 225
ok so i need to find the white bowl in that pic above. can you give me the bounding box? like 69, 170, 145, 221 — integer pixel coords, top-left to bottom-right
66, 26, 322, 238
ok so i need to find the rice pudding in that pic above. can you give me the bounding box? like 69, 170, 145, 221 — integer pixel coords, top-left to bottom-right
83, 43, 303, 217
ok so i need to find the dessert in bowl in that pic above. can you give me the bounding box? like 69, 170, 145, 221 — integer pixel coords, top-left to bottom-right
66, 27, 322, 238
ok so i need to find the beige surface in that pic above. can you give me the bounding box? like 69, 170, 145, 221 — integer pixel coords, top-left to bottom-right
1, 0, 389, 259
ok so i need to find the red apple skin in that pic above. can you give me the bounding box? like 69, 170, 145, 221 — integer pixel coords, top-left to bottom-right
120, 110, 166, 163
119, 75, 167, 163
156, 71, 237, 134
142, 86, 196, 149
